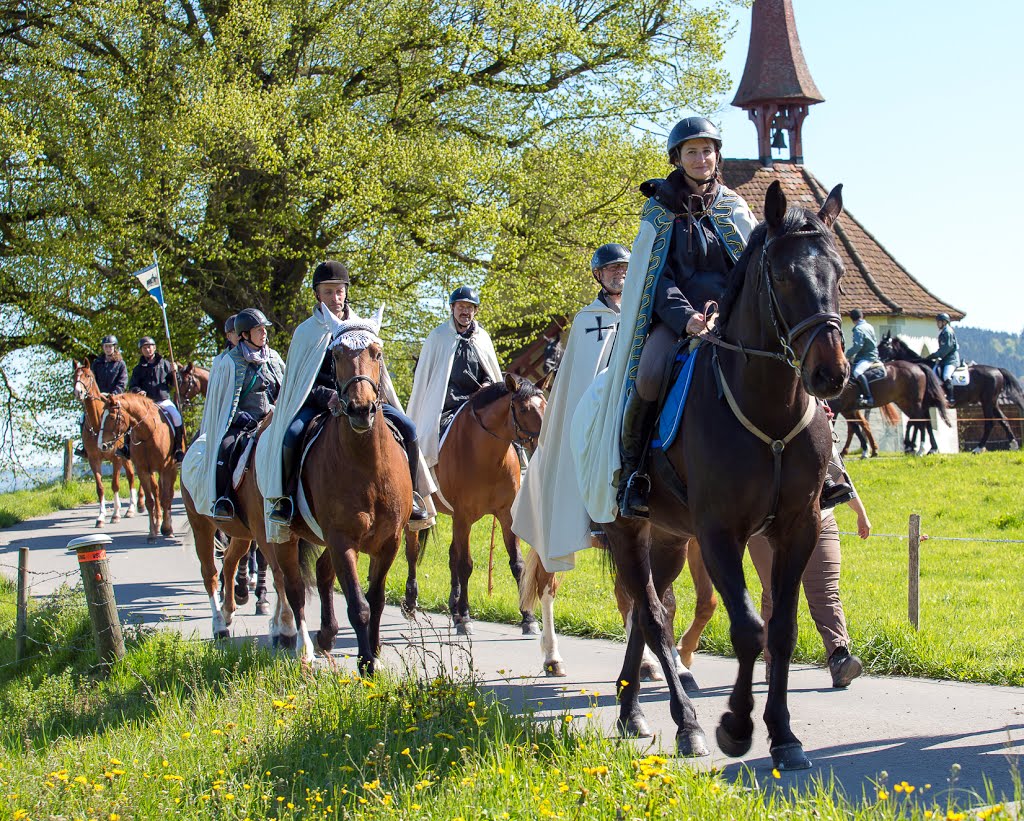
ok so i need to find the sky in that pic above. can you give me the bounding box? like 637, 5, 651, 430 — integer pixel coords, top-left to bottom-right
682, 0, 1023, 333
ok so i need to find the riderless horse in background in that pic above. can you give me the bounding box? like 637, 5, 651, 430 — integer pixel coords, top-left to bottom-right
72, 359, 142, 526
177, 362, 210, 410
97, 393, 178, 543
599, 182, 848, 770
403, 374, 546, 636
878, 332, 1024, 453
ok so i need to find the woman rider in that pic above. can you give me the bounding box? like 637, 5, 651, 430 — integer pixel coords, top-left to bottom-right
75, 335, 128, 457
210, 308, 286, 521
266, 260, 428, 525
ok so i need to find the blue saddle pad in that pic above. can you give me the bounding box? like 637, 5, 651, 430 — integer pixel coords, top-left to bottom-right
652, 344, 700, 451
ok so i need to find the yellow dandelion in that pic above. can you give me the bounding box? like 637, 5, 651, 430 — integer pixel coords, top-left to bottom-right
401, 748, 411, 756
772, 768, 781, 779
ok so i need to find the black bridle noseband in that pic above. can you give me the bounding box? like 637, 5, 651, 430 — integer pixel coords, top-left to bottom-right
472, 394, 541, 449
333, 374, 382, 420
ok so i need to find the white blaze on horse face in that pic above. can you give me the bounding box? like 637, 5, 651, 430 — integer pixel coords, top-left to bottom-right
74, 379, 86, 401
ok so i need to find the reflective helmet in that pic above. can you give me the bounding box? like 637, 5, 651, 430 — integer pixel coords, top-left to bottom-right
667, 116, 722, 158
234, 308, 272, 337
936, 312, 951, 323
224, 314, 237, 334
312, 260, 351, 290
849, 309, 863, 322
590, 243, 631, 271
449, 286, 481, 306
138, 336, 156, 349
101, 335, 118, 346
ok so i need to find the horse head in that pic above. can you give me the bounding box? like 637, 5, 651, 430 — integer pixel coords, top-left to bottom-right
878, 331, 894, 361
503, 372, 546, 453
179, 362, 200, 406
759, 179, 849, 398
97, 394, 128, 453
330, 327, 384, 434
73, 357, 100, 403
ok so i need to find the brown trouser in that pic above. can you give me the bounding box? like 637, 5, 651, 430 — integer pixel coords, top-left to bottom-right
747, 515, 849, 662
635, 324, 679, 402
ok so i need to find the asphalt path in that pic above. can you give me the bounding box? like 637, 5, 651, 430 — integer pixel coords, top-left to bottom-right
2, 497, 1022, 804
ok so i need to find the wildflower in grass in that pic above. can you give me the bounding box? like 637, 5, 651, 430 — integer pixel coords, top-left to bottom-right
108, 758, 122, 766
401, 748, 411, 756
12, 811, 28, 820
877, 789, 888, 800
564, 715, 573, 724
211, 729, 223, 736
772, 768, 781, 779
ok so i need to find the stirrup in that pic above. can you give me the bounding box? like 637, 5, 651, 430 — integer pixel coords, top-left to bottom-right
269, 497, 294, 525
619, 471, 651, 519
212, 497, 235, 522
409, 492, 429, 522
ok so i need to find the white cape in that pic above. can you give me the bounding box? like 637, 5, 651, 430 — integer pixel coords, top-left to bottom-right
256, 305, 436, 543
406, 317, 501, 467
571, 194, 755, 523
511, 297, 619, 571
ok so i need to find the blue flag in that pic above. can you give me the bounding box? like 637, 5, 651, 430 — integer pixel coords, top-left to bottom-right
132, 262, 164, 307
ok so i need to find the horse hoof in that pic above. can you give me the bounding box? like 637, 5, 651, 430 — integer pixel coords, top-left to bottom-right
255, 600, 270, 616
972, 446, 984, 455
676, 729, 710, 757
401, 600, 417, 619
679, 671, 700, 693
95, 519, 104, 528
543, 661, 567, 677
277, 633, 297, 650
111, 516, 121, 524
522, 621, 541, 637
161, 527, 173, 537
455, 621, 473, 636
146, 536, 157, 544
270, 634, 280, 648
214, 629, 230, 640
1011, 441, 1020, 451
617, 714, 653, 739
234, 588, 249, 606
715, 721, 753, 758
770, 742, 812, 771
640, 661, 663, 682
315, 631, 335, 654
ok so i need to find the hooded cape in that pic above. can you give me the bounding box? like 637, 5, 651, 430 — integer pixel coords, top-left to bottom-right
511, 297, 619, 571
406, 317, 502, 467
571, 186, 755, 523
181, 346, 285, 517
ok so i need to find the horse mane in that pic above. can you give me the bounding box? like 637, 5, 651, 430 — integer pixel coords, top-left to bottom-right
718, 207, 837, 334
110, 391, 154, 414
890, 335, 927, 363
467, 376, 543, 411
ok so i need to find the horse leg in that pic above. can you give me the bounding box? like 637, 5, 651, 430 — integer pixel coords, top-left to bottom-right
220, 536, 251, 629
696, 529, 762, 759
927, 422, 940, 455
367, 537, 400, 659
314, 548, 339, 655
605, 521, 708, 757
839, 420, 855, 457
650, 539, 699, 693
497, 509, 538, 635
613, 574, 660, 681
90, 461, 106, 528
329, 535, 374, 674
678, 538, 717, 673
402, 526, 420, 617
449, 517, 473, 635
123, 458, 137, 518
520, 549, 565, 675
864, 419, 879, 457
275, 539, 311, 661
110, 461, 123, 523
994, 407, 1019, 449
763, 522, 817, 771
616, 608, 655, 738
139, 472, 159, 543
191, 512, 227, 638
974, 417, 994, 453
159, 469, 174, 536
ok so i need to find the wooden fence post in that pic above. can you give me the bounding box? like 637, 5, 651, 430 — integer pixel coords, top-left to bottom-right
15, 547, 28, 662
908, 514, 920, 630
66, 535, 124, 669
63, 438, 74, 485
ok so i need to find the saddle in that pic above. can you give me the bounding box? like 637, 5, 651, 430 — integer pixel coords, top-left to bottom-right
156, 405, 178, 435
852, 363, 886, 384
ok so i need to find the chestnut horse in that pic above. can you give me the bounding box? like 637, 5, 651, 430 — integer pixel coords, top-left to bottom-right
598, 182, 848, 769
838, 408, 880, 459
267, 326, 412, 673
97, 393, 178, 543
403, 374, 546, 636
177, 362, 210, 409
72, 359, 141, 526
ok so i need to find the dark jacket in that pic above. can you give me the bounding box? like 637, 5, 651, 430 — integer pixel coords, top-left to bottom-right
129, 353, 176, 403
443, 325, 488, 416
642, 171, 736, 337
93, 355, 127, 395
302, 349, 337, 413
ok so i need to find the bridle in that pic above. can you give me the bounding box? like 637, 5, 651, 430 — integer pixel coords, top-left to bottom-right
179, 370, 200, 408
74, 369, 109, 435
471, 395, 542, 449
98, 401, 156, 452
333, 374, 382, 420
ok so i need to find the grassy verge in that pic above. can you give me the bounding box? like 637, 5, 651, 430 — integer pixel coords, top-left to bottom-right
0, 588, 1000, 820
0, 478, 104, 528
381, 451, 1024, 686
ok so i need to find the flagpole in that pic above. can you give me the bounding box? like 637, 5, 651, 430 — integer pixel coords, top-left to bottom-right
153, 252, 185, 434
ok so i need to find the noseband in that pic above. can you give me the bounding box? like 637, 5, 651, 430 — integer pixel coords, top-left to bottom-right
334, 374, 382, 419
509, 398, 541, 447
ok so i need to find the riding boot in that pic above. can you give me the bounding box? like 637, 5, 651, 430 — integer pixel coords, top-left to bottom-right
402, 435, 429, 522
173, 424, 186, 464
856, 374, 874, 407
269, 441, 298, 525
943, 379, 956, 406
212, 450, 235, 522
820, 475, 855, 510
616, 391, 657, 519
119, 441, 131, 461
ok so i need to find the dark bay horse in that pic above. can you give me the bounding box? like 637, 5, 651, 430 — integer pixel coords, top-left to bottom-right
177, 362, 210, 409
828, 358, 949, 454
601, 181, 848, 769
73, 359, 141, 526
878, 332, 1024, 452
404, 374, 546, 635
98, 393, 178, 543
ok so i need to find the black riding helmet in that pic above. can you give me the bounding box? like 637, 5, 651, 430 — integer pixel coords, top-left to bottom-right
224, 314, 237, 334
101, 335, 118, 346
590, 243, 630, 271
234, 308, 272, 338
312, 260, 351, 290
936, 312, 951, 323
449, 286, 481, 306
666, 116, 722, 159
138, 336, 156, 349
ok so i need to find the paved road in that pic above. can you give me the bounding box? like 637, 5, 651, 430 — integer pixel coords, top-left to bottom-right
2, 498, 1022, 802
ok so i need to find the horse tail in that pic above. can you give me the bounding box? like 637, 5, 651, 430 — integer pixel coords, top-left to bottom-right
411, 524, 432, 564
519, 548, 557, 613
921, 366, 952, 426
998, 368, 1024, 412
298, 538, 324, 590
879, 403, 900, 426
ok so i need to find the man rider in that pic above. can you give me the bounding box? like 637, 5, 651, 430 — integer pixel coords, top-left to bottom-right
844, 309, 882, 407
129, 336, 185, 463
927, 312, 961, 405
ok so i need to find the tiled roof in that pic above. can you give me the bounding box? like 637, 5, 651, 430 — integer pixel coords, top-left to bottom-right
722, 160, 965, 320
732, 0, 824, 107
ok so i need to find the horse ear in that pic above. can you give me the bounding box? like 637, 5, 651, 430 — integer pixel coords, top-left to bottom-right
503, 372, 519, 393
764, 180, 787, 230
183, 362, 193, 376
818, 184, 844, 228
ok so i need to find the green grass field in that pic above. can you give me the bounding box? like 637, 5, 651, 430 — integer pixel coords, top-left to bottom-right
0, 589, 999, 820
380, 451, 1024, 686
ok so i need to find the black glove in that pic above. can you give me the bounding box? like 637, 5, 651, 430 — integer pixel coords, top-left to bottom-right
234, 411, 256, 430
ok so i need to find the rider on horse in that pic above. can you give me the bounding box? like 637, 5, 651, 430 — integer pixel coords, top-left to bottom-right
74, 335, 128, 457
513, 242, 629, 571
406, 285, 503, 469
129, 336, 186, 463
259, 260, 430, 532
223, 315, 239, 351
206, 309, 286, 521
616, 117, 757, 518
927, 312, 961, 405
844, 308, 882, 408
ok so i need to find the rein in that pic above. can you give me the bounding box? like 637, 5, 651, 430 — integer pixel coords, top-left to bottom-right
333, 374, 382, 419
100, 402, 158, 451
471, 396, 540, 449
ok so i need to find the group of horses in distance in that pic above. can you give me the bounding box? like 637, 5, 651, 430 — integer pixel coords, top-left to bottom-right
67, 180, 1022, 771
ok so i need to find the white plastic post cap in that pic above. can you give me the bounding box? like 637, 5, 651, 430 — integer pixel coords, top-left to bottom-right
66, 534, 114, 552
